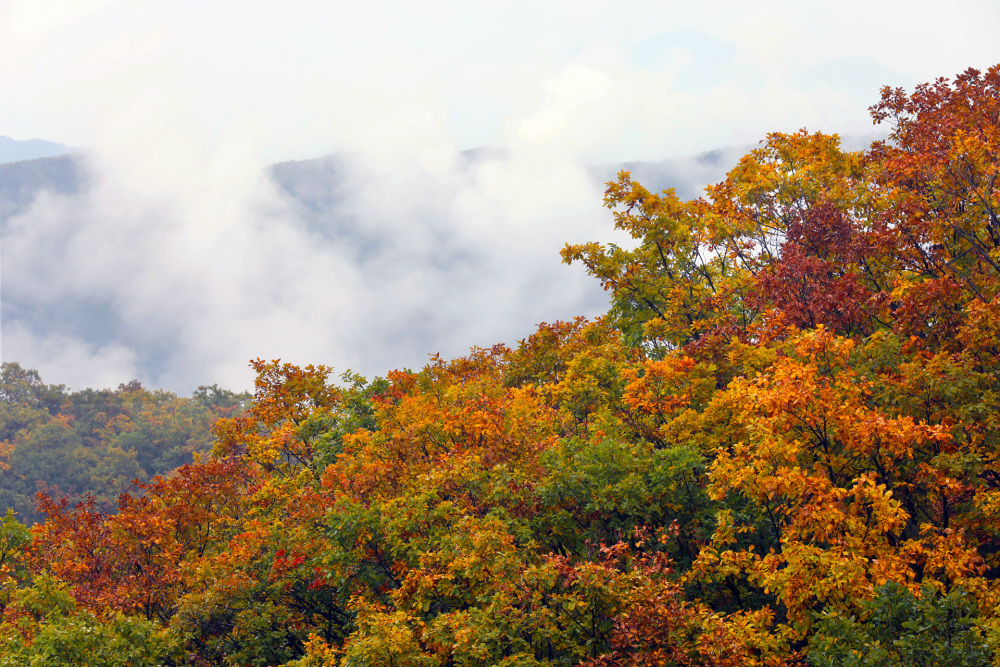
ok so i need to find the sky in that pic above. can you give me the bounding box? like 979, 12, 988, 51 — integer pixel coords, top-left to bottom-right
0, 0, 998, 392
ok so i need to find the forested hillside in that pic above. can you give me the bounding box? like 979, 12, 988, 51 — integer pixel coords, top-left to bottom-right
2, 66, 1000, 666
0, 363, 248, 524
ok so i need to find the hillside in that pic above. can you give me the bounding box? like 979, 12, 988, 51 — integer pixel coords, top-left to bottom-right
0, 363, 248, 524
0, 136, 71, 165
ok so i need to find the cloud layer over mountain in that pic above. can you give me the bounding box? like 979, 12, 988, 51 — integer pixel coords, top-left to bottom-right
0, 148, 605, 391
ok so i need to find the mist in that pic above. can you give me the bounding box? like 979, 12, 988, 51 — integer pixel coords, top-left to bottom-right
1, 144, 628, 392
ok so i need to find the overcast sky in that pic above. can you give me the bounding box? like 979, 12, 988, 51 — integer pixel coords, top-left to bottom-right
1, 0, 998, 392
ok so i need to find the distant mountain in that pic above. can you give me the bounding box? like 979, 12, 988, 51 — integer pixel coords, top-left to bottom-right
0, 146, 746, 229
0, 154, 84, 224
0, 135, 72, 164
589, 145, 751, 200
0, 145, 750, 242
266, 144, 745, 217
269, 154, 349, 218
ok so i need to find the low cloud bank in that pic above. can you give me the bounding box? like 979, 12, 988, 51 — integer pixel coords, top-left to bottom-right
1, 145, 644, 392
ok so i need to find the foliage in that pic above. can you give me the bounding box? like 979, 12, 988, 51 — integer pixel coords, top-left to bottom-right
3, 65, 1000, 666
807, 582, 992, 667
0, 363, 249, 523
0, 574, 179, 666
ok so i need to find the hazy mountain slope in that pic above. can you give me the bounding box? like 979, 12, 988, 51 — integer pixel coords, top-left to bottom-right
589, 145, 751, 200
0, 147, 739, 229
0, 155, 84, 225
0, 136, 72, 164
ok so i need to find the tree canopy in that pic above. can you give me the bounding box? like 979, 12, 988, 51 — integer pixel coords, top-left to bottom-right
4, 65, 1000, 666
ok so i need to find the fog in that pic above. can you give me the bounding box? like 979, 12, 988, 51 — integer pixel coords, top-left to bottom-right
1, 145, 627, 391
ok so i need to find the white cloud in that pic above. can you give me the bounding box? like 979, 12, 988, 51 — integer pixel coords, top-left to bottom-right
2, 323, 139, 392
4, 0, 996, 158
2, 132, 617, 392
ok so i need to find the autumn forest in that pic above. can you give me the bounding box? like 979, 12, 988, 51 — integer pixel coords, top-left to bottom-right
3, 66, 1000, 665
